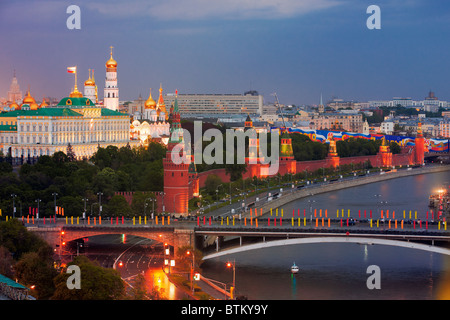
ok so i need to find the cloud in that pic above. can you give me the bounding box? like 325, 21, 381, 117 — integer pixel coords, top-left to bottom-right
86, 0, 344, 21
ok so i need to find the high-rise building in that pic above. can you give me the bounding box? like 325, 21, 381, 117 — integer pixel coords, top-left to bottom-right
7, 70, 23, 103
162, 92, 263, 115
103, 47, 119, 111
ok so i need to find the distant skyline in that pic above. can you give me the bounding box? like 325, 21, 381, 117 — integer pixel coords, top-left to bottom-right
1, 0, 450, 106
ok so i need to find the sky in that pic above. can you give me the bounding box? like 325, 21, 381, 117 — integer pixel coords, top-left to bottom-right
1, 0, 450, 106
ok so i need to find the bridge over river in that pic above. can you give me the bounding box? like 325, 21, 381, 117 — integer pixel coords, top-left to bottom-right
28, 216, 450, 259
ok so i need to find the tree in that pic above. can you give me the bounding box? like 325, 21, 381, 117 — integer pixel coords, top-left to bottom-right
389, 141, 401, 154
52, 255, 125, 300
0, 246, 14, 278
129, 273, 149, 300
131, 192, 157, 217
204, 174, 223, 196
175, 245, 203, 273
105, 194, 131, 217
66, 143, 76, 162
13, 246, 57, 299
0, 219, 49, 259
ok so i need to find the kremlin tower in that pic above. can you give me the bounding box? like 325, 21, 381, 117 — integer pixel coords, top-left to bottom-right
279, 129, 296, 175
414, 123, 425, 165
378, 137, 393, 168
104, 46, 119, 111
326, 138, 340, 168
163, 92, 190, 215
244, 114, 262, 178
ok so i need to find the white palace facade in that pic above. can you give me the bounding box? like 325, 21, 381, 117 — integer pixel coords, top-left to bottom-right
0, 48, 140, 162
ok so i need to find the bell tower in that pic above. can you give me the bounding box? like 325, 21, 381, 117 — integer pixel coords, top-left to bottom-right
104, 46, 119, 111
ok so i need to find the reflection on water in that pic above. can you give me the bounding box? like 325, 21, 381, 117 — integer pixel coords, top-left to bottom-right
202, 172, 450, 300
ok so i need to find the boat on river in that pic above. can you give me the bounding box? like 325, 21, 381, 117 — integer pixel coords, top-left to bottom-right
291, 263, 299, 274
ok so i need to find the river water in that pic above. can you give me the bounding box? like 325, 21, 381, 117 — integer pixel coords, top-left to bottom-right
201, 171, 450, 300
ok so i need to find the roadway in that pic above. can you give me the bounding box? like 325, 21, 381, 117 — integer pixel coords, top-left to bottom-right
64, 234, 190, 299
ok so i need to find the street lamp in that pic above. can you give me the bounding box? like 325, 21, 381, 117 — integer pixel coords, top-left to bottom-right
226, 259, 236, 298
11, 194, 17, 218
186, 250, 195, 293
216, 185, 223, 208
161, 192, 166, 214
35, 199, 41, 220
52, 192, 58, 216
97, 192, 103, 216
82, 198, 88, 220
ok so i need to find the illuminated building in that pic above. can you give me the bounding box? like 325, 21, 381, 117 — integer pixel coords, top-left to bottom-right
0, 87, 137, 162
130, 88, 170, 146
103, 46, 119, 111
7, 70, 23, 104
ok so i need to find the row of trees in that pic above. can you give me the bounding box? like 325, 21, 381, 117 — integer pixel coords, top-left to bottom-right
0, 143, 164, 218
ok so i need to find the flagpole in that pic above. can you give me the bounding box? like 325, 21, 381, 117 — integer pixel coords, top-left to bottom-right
74, 65, 78, 92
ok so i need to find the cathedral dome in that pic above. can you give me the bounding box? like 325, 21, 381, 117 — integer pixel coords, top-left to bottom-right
9, 102, 19, 110
106, 57, 117, 69
23, 90, 36, 105
106, 47, 117, 69
40, 98, 48, 108
84, 78, 95, 86
145, 89, 157, 109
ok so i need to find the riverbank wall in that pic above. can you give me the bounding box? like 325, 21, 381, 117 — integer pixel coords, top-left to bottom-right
245, 165, 450, 219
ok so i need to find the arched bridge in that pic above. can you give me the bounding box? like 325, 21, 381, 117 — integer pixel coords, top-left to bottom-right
29, 225, 195, 254
196, 227, 450, 260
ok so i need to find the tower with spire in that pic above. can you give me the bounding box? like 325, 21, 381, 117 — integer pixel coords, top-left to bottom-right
8, 70, 23, 103
278, 129, 296, 176
163, 91, 190, 215
104, 46, 119, 111
318, 93, 325, 113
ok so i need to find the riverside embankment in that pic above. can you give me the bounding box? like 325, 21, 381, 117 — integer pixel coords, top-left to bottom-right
245, 164, 450, 219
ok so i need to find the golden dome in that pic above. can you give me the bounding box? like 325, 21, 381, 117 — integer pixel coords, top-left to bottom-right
145, 89, 157, 109
23, 90, 36, 104
40, 98, 48, 108
106, 57, 117, 69
9, 102, 19, 110
84, 69, 95, 86
69, 89, 83, 98
106, 46, 117, 69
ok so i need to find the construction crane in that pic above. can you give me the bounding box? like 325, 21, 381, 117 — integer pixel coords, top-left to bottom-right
272, 92, 288, 134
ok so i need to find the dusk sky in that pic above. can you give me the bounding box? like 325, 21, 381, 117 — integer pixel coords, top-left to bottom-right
1, 0, 450, 106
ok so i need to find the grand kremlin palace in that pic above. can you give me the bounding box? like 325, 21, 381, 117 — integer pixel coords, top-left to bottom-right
0, 96, 137, 161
